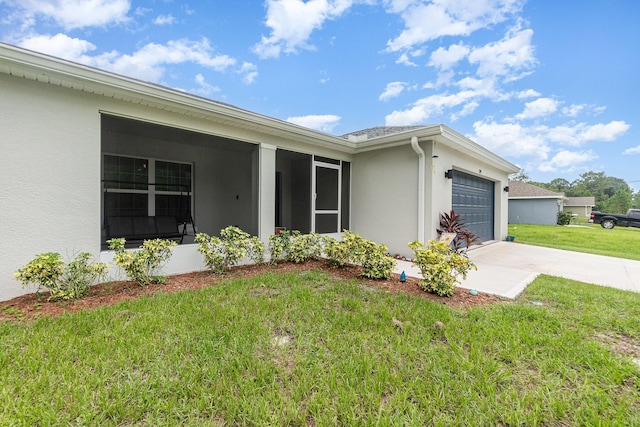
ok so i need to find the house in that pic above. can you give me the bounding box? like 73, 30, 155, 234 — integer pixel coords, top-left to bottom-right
0, 43, 519, 301
563, 197, 596, 218
508, 181, 566, 225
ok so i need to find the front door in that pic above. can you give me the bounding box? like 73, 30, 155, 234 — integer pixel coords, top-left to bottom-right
313, 157, 341, 234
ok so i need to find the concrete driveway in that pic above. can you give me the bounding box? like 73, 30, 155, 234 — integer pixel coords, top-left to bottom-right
395, 242, 640, 299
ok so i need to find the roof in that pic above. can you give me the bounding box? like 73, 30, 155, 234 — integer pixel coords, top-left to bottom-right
0, 42, 519, 173
564, 196, 596, 206
508, 181, 565, 199
341, 126, 430, 140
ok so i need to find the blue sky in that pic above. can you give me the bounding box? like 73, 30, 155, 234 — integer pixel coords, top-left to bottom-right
1, 0, 638, 189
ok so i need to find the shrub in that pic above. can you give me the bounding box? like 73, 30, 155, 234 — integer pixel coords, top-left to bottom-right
268, 231, 326, 264
288, 232, 326, 263
557, 211, 572, 225
437, 210, 481, 253
268, 230, 292, 264
408, 240, 476, 297
196, 226, 265, 273
325, 230, 396, 279
14, 252, 108, 301
108, 238, 177, 285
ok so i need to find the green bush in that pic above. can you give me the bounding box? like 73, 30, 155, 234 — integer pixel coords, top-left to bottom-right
108, 238, 177, 285
14, 252, 108, 301
268, 230, 292, 264
408, 240, 476, 297
325, 230, 396, 279
196, 226, 265, 273
268, 230, 326, 264
288, 232, 326, 263
557, 211, 572, 225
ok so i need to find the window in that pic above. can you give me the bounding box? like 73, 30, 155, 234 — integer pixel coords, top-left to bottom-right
103, 155, 192, 222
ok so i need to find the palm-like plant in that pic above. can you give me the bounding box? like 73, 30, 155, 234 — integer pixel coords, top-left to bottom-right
437, 210, 481, 253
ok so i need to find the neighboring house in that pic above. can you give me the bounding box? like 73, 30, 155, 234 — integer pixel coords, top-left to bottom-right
508, 181, 566, 225
563, 197, 596, 218
0, 43, 519, 301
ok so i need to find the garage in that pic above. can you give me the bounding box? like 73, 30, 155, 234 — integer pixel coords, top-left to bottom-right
451, 170, 495, 242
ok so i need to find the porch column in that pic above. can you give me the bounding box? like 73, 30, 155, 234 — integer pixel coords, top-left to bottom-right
258, 143, 277, 244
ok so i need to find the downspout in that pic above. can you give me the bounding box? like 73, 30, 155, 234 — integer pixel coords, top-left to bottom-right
411, 136, 425, 243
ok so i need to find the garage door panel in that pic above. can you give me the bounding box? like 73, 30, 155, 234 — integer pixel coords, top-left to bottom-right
451, 171, 494, 242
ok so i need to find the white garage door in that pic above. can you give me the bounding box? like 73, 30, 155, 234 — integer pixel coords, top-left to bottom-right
451, 170, 495, 242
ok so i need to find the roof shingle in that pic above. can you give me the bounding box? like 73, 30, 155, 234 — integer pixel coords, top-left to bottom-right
508, 181, 565, 198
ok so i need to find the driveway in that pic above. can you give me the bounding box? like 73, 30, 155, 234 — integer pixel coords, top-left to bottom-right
395, 242, 640, 299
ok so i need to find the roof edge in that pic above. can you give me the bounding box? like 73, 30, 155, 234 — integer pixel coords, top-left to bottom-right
0, 42, 356, 152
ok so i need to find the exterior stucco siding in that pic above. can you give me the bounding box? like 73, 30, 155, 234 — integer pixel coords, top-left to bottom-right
509, 199, 560, 225
1, 75, 102, 299
351, 145, 419, 257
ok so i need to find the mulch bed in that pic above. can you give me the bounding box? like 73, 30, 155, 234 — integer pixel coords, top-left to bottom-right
0, 260, 507, 321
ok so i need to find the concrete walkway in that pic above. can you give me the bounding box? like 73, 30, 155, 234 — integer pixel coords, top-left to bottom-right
394, 242, 640, 299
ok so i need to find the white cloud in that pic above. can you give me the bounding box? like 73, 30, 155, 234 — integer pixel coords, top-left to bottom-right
515, 97, 558, 120
19, 33, 97, 60
396, 52, 418, 66
252, 0, 355, 58
6, 0, 131, 29
451, 101, 479, 121
516, 89, 541, 99
429, 42, 470, 70
385, 90, 478, 125
468, 23, 535, 79
379, 81, 407, 101
579, 121, 630, 142
94, 38, 236, 82
543, 121, 630, 146
471, 120, 551, 160
470, 118, 630, 171
193, 74, 221, 96
153, 14, 176, 25
18, 34, 237, 83
239, 62, 259, 84
538, 150, 597, 173
385, 0, 525, 52
286, 114, 341, 132
562, 103, 606, 117
623, 145, 640, 155
134, 7, 151, 16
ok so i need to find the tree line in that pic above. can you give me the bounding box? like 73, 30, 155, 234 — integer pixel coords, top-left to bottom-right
510, 170, 640, 214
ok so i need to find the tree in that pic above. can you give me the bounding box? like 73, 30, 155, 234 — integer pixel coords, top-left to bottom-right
633, 190, 640, 209
509, 169, 529, 182
601, 187, 633, 214
569, 171, 631, 211
548, 178, 570, 193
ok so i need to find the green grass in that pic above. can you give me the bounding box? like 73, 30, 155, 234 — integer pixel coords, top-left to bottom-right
508, 223, 640, 260
1, 270, 639, 425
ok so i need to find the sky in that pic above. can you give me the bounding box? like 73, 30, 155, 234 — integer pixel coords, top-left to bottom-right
1, 0, 638, 189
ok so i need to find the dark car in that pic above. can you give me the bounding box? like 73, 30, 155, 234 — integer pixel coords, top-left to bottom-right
590, 209, 640, 229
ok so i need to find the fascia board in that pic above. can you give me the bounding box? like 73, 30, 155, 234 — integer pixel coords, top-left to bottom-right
0, 43, 356, 153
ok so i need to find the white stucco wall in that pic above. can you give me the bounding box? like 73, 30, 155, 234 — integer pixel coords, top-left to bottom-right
351, 144, 420, 257
351, 139, 511, 257
1, 75, 102, 300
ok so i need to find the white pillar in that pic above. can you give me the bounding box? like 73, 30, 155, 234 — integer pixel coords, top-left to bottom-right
259, 143, 277, 243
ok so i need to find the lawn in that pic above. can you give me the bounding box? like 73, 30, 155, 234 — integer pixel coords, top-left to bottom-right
1, 269, 639, 425
508, 223, 640, 261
